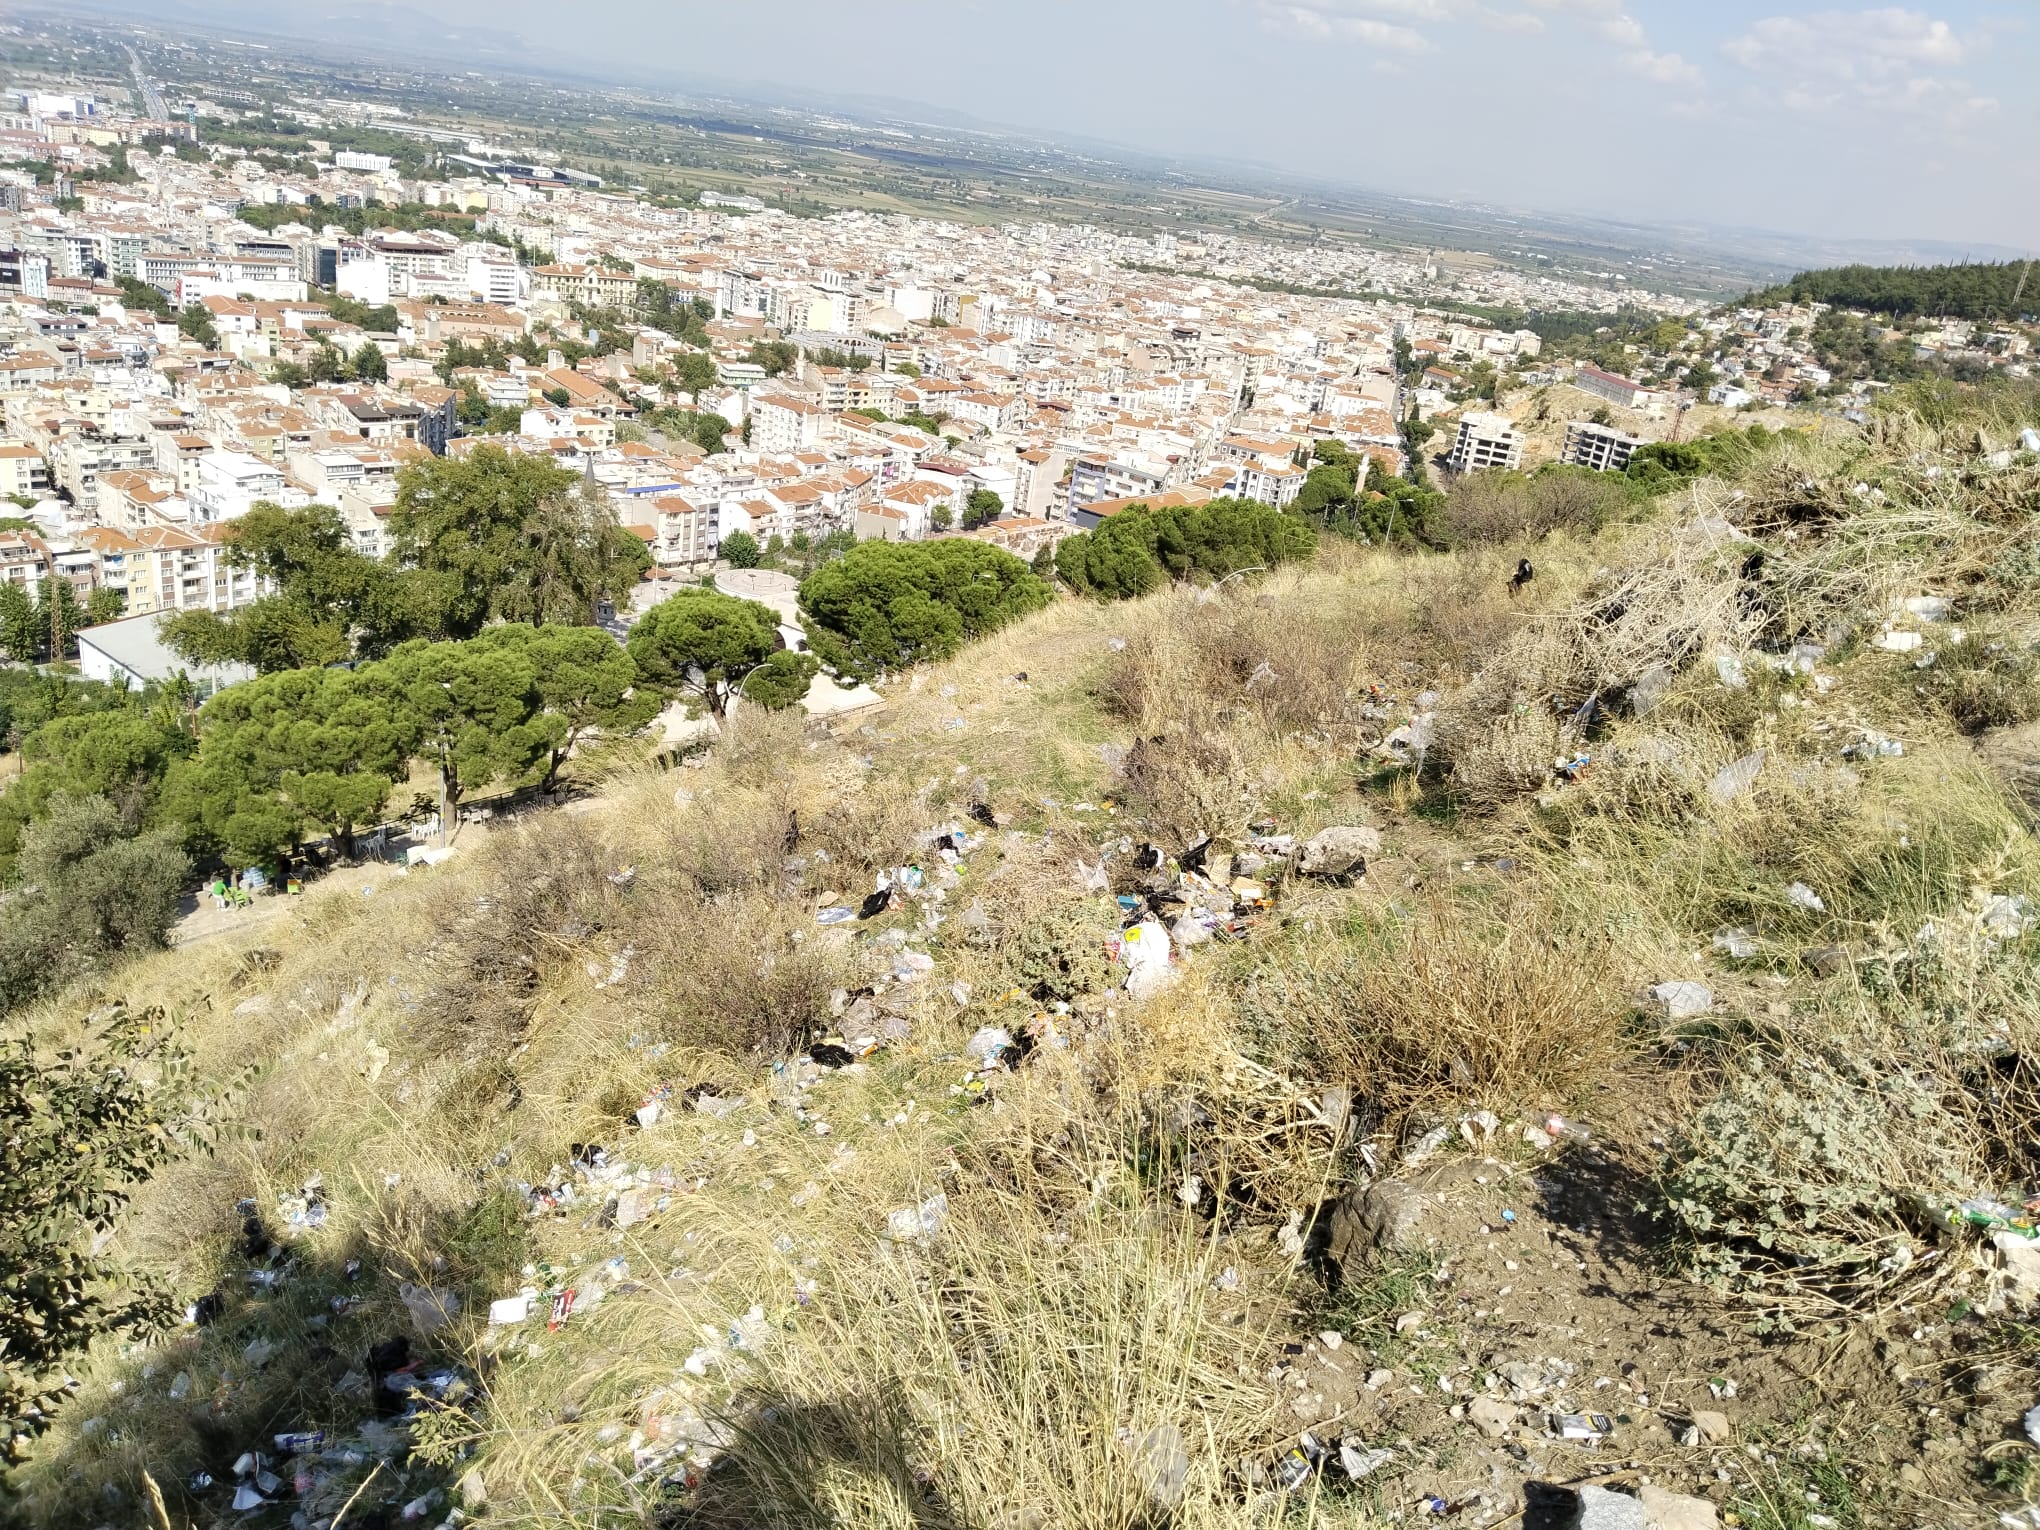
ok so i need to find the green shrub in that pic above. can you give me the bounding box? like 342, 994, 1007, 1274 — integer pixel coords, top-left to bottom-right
1055, 497, 1315, 599
798, 539, 1050, 680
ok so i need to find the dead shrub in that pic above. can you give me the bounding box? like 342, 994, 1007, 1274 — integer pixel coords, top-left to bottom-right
1406, 552, 1524, 670
1440, 467, 1631, 546
1428, 674, 1564, 814
1117, 726, 1256, 847
625, 892, 859, 1060
404, 815, 620, 1063
1238, 893, 1629, 1140
662, 789, 790, 897
797, 773, 922, 878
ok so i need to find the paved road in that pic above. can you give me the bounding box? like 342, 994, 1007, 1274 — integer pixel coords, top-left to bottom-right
124, 44, 167, 122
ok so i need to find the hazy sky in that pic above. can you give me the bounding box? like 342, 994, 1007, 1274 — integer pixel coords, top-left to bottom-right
169, 1, 2040, 250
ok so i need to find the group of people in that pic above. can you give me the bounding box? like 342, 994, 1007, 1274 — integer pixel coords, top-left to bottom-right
206, 864, 302, 911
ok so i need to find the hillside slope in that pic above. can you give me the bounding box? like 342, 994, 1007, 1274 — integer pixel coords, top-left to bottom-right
11, 390, 2040, 1530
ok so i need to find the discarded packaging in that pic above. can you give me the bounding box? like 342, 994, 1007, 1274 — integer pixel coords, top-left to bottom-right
1340, 1442, 1394, 1480
1649, 981, 1713, 1019
964, 1026, 1014, 1067
1549, 1411, 1614, 1441
1119, 918, 1176, 999
1708, 750, 1765, 805
886, 1193, 949, 1242
1786, 881, 1825, 913
488, 1295, 531, 1326
1274, 1433, 1328, 1491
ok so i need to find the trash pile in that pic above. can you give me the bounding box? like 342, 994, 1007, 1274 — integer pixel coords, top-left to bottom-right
166, 1190, 483, 1527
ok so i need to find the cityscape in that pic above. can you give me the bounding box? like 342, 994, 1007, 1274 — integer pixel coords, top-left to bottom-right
2, 7, 2038, 1530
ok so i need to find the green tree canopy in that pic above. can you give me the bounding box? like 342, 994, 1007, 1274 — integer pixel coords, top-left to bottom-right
379, 638, 560, 818
675, 352, 718, 397
1055, 498, 1317, 600
471, 623, 661, 787
159, 502, 448, 672
721, 529, 761, 569
1, 1004, 210, 1438
798, 539, 1052, 681
351, 341, 389, 382
0, 581, 39, 663
162, 665, 412, 861
0, 796, 190, 1012
741, 649, 820, 712
389, 446, 648, 636
626, 590, 783, 720
1745, 260, 2037, 322
962, 488, 1004, 530
0, 711, 193, 871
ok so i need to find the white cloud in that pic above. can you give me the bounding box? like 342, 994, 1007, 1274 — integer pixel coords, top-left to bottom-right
1624, 48, 1702, 88
1247, 0, 1700, 88
1254, 3, 1436, 49
1477, 7, 1546, 33
1723, 7, 1989, 128
1598, 12, 1645, 47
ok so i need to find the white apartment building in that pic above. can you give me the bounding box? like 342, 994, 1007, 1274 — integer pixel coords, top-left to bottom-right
641, 493, 716, 568
1560, 419, 1645, 473
748, 394, 831, 456
189, 450, 303, 524
465, 251, 522, 306
1446, 412, 1524, 474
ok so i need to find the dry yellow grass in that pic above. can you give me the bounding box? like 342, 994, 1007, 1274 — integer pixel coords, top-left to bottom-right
19, 392, 2040, 1527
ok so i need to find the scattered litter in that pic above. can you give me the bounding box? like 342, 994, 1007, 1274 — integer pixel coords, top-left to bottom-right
1650, 981, 1713, 1019
1938, 1195, 2038, 1239
1841, 730, 1904, 760
1273, 1432, 1329, 1490
1708, 749, 1766, 805
399, 1283, 460, 1337
886, 1193, 949, 1242
1277, 1209, 1306, 1259
1118, 917, 1177, 999
1340, 1441, 1394, 1480
1980, 893, 2033, 941
964, 1026, 1014, 1067
1550, 1410, 1614, 1442
1786, 881, 1826, 914
1135, 1424, 1189, 1509
1713, 654, 1747, 690
1711, 927, 1757, 960
488, 1295, 531, 1326
1876, 629, 1924, 653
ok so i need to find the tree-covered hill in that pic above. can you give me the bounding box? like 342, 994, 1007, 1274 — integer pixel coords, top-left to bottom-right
1744, 258, 2035, 322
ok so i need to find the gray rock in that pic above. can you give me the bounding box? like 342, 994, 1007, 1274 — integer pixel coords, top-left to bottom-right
1297, 825, 1381, 880
1637, 1485, 1719, 1530
1579, 1485, 1649, 1530
1469, 1396, 1518, 1437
